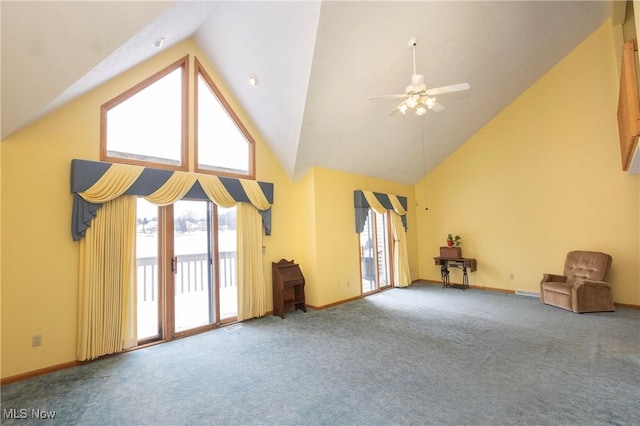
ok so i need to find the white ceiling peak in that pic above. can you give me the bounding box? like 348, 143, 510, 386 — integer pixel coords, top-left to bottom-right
1, 1, 612, 185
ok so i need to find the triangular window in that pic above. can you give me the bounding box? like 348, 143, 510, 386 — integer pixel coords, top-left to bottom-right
195, 59, 254, 178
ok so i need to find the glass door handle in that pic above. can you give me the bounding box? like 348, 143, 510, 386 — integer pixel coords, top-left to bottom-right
171, 256, 178, 274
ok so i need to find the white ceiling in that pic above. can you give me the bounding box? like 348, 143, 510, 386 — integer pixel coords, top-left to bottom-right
1, 1, 615, 184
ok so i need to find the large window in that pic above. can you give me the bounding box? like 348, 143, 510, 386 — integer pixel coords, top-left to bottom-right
195, 59, 255, 178
101, 55, 254, 178
101, 56, 188, 169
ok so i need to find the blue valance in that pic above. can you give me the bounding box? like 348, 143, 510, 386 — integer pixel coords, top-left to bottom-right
353, 190, 407, 233
71, 159, 274, 240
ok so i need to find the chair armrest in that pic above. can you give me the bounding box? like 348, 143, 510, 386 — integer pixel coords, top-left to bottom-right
574, 279, 611, 289
540, 274, 567, 303
540, 274, 566, 284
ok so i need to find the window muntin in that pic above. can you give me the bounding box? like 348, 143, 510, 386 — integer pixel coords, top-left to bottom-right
101, 57, 188, 169
195, 61, 254, 178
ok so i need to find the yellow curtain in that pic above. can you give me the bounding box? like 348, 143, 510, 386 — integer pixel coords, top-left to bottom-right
77, 196, 137, 361
79, 164, 144, 203
388, 194, 407, 215
198, 175, 237, 207
390, 211, 412, 288
74, 162, 275, 354
236, 203, 267, 320
240, 179, 271, 210
362, 190, 387, 214
144, 171, 198, 206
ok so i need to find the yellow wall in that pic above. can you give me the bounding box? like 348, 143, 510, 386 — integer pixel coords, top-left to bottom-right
299, 167, 417, 308
416, 21, 640, 305
294, 170, 319, 304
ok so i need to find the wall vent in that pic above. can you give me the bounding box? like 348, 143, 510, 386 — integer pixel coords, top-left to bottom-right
515, 290, 540, 298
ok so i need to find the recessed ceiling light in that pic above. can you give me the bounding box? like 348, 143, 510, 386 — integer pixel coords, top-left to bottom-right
152, 37, 165, 49
248, 75, 259, 87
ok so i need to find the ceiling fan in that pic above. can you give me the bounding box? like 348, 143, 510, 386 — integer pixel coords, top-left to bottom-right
370, 38, 470, 116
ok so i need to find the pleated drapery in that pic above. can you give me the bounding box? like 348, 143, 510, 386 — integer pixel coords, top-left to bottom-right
78, 164, 269, 212
240, 179, 271, 210
71, 159, 274, 240
144, 171, 198, 206
77, 196, 137, 361
362, 190, 387, 214
355, 190, 411, 287
390, 212, 412, 287
198, 174, 237, 207
388, 194, 407, 216
72, 159, 273, 361
79, 164, 144, 203
354, 190, 407, 233
236, 203, 267, 320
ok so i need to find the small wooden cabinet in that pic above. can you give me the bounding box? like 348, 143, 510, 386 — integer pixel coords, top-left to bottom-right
272, 259, 306, 319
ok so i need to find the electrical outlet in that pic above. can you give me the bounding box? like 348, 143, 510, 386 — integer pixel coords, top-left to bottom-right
32, 335, 42, 347
509, 273, 515, 280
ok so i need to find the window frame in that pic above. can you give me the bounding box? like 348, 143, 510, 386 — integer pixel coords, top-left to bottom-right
100, 56, 189, 171
194, 58, 256, 179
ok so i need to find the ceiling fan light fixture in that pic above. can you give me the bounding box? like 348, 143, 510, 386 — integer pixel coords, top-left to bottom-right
369, 39, 469, 117
407, 95, 419, 108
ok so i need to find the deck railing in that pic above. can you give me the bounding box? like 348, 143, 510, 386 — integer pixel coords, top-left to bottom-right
137, 251, 236, 302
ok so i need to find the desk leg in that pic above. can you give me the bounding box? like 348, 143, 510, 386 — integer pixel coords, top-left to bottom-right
462, 266, 469, 290
440, 263, 450, 288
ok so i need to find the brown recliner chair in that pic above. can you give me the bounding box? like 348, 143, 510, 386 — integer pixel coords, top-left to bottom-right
540, 251, 614, 313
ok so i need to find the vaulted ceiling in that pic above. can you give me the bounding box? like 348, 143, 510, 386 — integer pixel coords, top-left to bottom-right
1, 1, 615, 184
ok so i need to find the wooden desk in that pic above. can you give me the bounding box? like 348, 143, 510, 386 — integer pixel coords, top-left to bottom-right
272, 259, 306, 319
433, 257, 477, 290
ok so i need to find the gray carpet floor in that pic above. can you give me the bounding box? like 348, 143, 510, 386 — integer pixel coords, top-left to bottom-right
2, 282, 639, 425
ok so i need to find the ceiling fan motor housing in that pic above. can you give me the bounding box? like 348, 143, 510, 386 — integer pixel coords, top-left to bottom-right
407, 74, 426, 94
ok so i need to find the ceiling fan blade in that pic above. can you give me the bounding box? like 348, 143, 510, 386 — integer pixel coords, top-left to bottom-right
370, 94, 408, 101
387, 100, 407, 116
425, 82, 470, 96
431, 102, 446, 112
387, 106, 400, 116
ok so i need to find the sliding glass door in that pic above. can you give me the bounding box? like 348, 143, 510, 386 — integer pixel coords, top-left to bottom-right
217, 205, 238, 322
359, 209, 392, 294
136, 198, 161, 341
135, 198, 237, 343
173, 200, 214, 333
